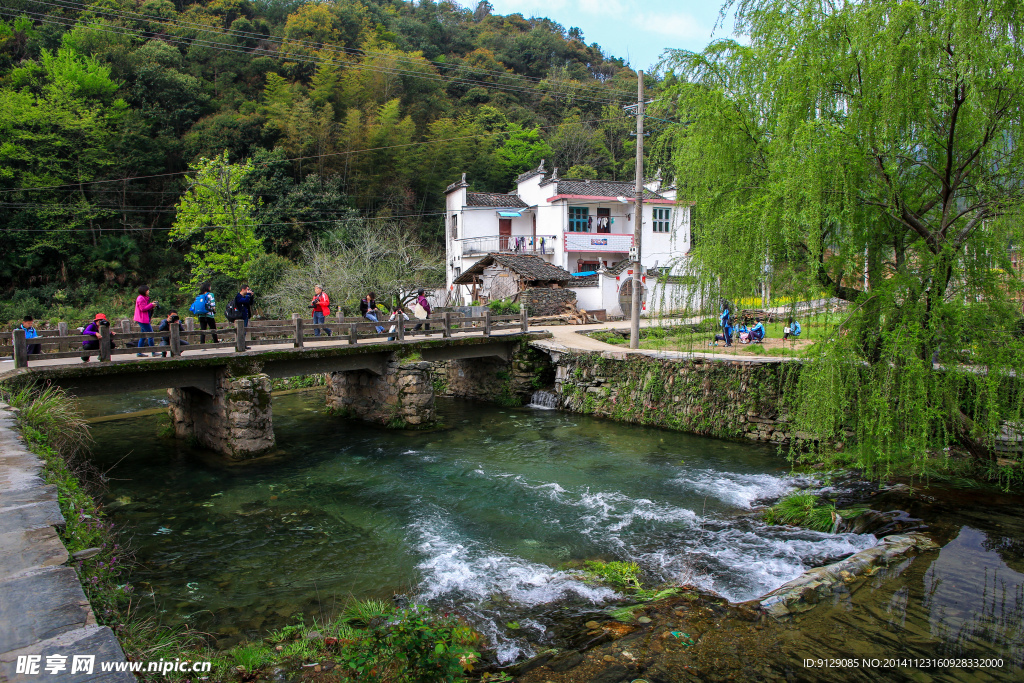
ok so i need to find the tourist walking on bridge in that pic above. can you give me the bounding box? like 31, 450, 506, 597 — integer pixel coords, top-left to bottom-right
413, 289, 432, 332
311, 285, 332, 336
135, 285, 159, 356
190, 282, 218, 344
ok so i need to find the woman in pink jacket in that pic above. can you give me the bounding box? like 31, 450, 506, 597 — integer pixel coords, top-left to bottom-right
134, 285, 159, 357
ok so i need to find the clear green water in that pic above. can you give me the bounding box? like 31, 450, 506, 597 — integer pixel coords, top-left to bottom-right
81, 390, 1024, 675
84, 390, 872, 659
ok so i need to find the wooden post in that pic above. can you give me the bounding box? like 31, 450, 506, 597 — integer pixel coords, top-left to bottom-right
235, 319, 246, 352
397, 314, 405, 341
349, 323, 358, 344
120, 319, 131, 335
57, 322, 69, 352
170, 323, 180, 357
99, 324, 111, 362
13, 328, 27, 368
443, 312, 452, 338
484, 310, 492, 336
185, 317, 195, 333
294, 316, 304, 348
520, 307, 529, 333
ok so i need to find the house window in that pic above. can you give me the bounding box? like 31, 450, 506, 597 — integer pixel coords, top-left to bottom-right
568, 206, 589, 232
450, 214, 458, 239
653, 207, 671, 233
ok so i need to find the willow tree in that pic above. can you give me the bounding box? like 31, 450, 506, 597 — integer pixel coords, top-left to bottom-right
661, 0, 1024, 482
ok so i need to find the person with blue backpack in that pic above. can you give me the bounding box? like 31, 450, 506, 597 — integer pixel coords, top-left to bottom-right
189, 282, 218, 344
784, 318, 802, 341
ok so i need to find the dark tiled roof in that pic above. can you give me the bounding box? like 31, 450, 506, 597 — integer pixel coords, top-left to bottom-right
453, 254, 571, 284
569, 274, 599, 287
445, 173, 468, 194
465, 192, 529, 208
515, 160, 547, 184
604, 259, 634, 275
555, 179, 665, 200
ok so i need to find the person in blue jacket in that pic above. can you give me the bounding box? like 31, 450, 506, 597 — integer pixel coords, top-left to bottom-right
783, 318, 802, 340
750, 318, 766, 343
18, 316, 41, 355
719, 305, 733, 347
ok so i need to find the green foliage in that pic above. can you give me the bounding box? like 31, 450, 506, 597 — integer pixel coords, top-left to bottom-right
584, 560, 642, 589
761, 492, 867, 532
231, 644, 274, 672
660, 0, 1024, 486
170, 151, 262, 294
487, 298, 520, 315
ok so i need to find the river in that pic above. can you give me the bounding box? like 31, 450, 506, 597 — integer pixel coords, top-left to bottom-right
81, 389, 1024, 678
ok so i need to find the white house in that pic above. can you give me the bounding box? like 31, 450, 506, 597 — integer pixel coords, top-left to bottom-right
444, 161, 693, 316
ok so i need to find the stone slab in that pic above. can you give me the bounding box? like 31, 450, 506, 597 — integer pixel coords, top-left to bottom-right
0, 525, 69, 579
0, 500, 65, 535
0, 567, 92, 654
0, 625, 135, 683
0, 484, 57, 510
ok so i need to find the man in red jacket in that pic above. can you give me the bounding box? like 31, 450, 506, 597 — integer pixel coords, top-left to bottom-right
310, 285, 332, 336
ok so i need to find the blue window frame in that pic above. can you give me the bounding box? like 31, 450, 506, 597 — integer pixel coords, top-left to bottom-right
568, 206, 589, 232
653, 207, 671, 233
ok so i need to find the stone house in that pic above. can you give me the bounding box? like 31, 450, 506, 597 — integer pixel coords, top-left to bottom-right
451, 253, 577, 316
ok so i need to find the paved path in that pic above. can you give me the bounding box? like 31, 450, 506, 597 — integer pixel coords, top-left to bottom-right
532, 317, 798, 364
0, 405, 134, 682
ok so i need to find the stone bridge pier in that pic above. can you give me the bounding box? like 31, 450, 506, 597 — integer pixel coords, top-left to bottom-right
325, 357, 435, 428
167, 371, 275, 459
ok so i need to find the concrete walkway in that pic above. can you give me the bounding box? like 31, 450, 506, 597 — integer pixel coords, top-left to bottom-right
0, 405, 133, 682
531, 317, 797, 364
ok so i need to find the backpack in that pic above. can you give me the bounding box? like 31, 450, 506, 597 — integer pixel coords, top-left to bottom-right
225, 301, 240, 322
189, 293, 210, 316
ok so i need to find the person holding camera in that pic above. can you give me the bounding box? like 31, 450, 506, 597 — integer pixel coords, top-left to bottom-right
157, 310, 189, 357
81, 313, 115, 362
134, 285, 159, 357
234, 284, 254, 327
310, 285, 332, 337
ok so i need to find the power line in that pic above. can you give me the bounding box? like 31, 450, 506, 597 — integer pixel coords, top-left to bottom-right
0, 205, 540, 232
34, 0, 637, 100
3, 6, 630, 107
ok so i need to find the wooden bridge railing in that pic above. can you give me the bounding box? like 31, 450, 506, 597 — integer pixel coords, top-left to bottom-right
10, 309, 529, 368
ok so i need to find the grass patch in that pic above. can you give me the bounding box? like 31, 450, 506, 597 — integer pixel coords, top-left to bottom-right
762, 492, 867, 532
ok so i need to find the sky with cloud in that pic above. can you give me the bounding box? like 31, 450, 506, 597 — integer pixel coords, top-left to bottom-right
486, 0, 737, 72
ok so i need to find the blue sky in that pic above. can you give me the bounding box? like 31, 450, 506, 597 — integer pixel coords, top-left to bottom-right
487, 0, 737, 72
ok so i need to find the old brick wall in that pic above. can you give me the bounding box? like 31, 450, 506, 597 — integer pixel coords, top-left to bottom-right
325, 358, 435, 427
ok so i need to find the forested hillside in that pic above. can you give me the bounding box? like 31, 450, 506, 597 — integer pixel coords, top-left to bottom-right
0, 0, 660, 319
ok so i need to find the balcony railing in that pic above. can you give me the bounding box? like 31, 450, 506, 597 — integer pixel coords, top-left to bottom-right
459, 235, 558, 256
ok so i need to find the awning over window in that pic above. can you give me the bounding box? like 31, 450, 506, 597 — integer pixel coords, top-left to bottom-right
497, 211, 522, 217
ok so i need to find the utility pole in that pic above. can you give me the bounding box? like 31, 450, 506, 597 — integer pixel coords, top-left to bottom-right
629, 70, 645, 349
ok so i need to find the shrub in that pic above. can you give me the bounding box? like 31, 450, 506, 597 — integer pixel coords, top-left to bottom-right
488, 298, 520, 315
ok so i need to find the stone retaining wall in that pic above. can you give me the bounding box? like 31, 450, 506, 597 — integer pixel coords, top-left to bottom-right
519, 287, 577, 317
544, 349, 808, 445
